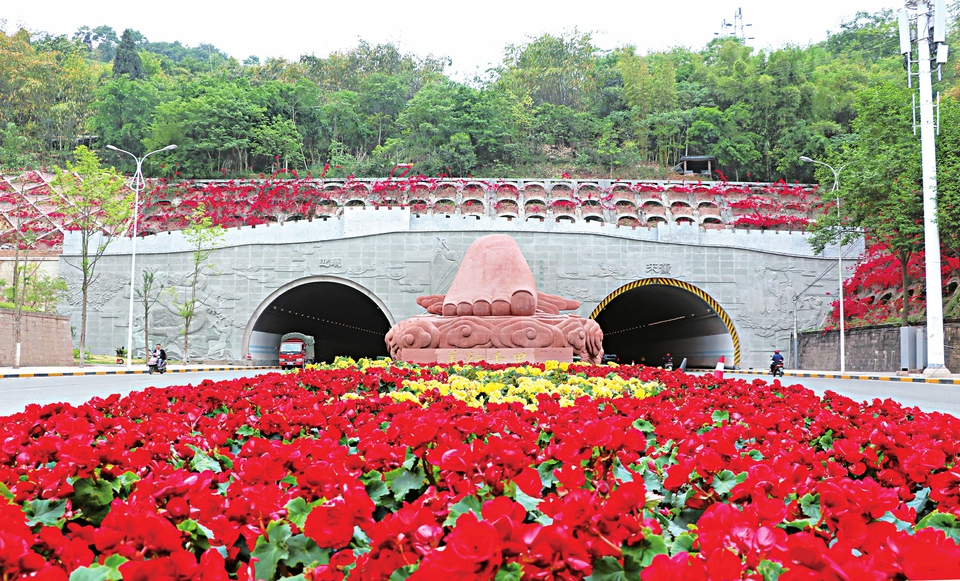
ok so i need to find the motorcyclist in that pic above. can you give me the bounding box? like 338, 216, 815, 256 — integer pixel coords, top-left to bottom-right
152, 344, 167, 367
770, 349, 784, 373
663, 352, 673, 370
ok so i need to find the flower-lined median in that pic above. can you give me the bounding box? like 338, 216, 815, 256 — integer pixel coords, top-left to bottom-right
1, 359, 959, 580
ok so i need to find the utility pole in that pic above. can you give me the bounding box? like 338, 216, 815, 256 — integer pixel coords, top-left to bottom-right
899, 0, 951, 375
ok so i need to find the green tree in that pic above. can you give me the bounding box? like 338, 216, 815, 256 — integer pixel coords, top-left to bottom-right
53, 146, 130, 366
135, 268, 164, 360
113, 29, 145, 79
252, 116, 305, 171
808, 82, 923, 327
497, 30, 599, 110
170, 205, 225, 364
0, 173, 44, 368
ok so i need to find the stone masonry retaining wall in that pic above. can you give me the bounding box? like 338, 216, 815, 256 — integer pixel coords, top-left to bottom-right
0, 309, 74, 366
798, 323, 960, 372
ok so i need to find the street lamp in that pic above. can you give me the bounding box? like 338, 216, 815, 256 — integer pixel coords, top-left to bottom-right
799, 155, 847, 373
106, 144, 177, 368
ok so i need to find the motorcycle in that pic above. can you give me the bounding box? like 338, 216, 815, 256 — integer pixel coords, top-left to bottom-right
770, 359, 784, 377
148, 356, 167, 374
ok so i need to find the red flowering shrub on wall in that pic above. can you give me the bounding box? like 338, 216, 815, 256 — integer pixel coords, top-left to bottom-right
2, 360, 960, 580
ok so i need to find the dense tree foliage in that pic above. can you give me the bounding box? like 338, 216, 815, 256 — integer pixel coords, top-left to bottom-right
3, 12, 960, 327
3, 14, 946, 182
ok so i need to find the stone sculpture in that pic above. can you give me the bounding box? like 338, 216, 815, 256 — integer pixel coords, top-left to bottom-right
385, 234, 604, 363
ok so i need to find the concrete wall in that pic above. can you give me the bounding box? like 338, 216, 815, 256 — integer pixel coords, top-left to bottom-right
797, 322, 960, 372
0, 309, 74, 366
58, 208, 853, 369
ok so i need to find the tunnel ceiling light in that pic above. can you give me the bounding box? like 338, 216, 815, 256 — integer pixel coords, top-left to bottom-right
647, 315, 686, 327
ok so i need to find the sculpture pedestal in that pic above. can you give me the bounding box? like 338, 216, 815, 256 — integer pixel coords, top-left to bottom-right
402, 347, 574, 365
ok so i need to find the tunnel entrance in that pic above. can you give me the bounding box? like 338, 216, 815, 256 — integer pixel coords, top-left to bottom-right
243, 277, 394, 364
591, 278, 740, 368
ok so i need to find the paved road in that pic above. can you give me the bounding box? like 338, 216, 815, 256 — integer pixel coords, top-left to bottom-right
0, 369, 280, 416
722, 372, 960, 417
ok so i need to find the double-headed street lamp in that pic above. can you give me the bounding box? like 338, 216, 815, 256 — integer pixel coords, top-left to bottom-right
799, 156, 847, 373
106, 144, 177, 368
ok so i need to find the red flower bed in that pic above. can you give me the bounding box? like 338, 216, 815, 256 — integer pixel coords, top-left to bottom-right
2, 362, 960, 580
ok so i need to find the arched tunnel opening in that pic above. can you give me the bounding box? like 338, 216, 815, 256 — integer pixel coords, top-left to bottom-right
592, 280, 738, 368
247, 281, 392, 364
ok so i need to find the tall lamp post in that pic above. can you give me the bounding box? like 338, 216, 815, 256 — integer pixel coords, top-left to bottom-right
106, 144, 177, 368
800, 156, 847, 373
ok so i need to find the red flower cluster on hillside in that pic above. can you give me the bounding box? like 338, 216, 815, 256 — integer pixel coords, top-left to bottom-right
825, 243, 960, 328
2, 361, 960, 580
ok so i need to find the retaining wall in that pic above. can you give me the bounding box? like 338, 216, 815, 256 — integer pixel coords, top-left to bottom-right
0, 309, 74, 366
797, 322, 960, 372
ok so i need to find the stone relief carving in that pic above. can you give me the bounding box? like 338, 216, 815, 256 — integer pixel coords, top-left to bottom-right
736, 265, 818, 337
347, 262, 407, 280
126, 272, 242, 361
61, 269, 129, 310
430, 237, 460, 294
229, 265, 281, 283
397, 260, 430, 294
555, 283, 606, 303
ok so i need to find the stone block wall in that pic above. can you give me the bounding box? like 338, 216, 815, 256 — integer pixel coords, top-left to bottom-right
798, 322, 960, 372
0, 309, 74, 366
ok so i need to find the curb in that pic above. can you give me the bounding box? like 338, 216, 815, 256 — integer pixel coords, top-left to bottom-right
725, 369, 960, 385
0, 366, 281, 379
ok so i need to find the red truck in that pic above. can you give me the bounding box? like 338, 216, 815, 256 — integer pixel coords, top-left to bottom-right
278, 333, 315, 369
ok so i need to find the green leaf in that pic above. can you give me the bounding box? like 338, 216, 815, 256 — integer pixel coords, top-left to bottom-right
68, 556, 127, 581
285, 534, 330, 568
669, 532, 696, 554
236, 425, 258, 437
0, 483, 15, 501
537, 460, 561, 488
389, 565, 418, 581
188, 445, 222, 474
907, 487, 930, 515
878, 511, 913, 532
252, 522, 292, 581
285, 497, 318, 530
623, 533, 668, 569
24, 498, 67, 527
71, 478, 114, 526
443, 495, 483, 526
514, 486, 542, 512
799, 493, 821, 521
711, 410, 729, 423
631, 418, 655, 433
745, 449, 764, 461
757, 559, 784, 581
177, 519, 214, 549
495, 562, 523, 581
613, 459, 634, 483
916, 511, 960, 542
110, 471, 141, 495
388, 467, 425, 501
361, 471, 389, 502
585, 556, 628, 581
711, 470, 738, 496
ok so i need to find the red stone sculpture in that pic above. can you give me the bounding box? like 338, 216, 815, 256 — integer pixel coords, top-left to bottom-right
385, 235, 604, 363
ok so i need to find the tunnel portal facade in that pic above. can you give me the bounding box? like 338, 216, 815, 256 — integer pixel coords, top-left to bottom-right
60, 209, 845, 369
